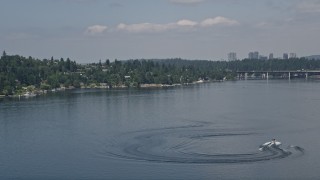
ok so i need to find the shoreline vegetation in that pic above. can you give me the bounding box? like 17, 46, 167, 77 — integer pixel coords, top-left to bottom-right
1, 80, 219, 99
1, 51, 320, 98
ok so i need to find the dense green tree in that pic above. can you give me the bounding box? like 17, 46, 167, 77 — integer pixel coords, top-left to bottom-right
2, 51, 7, 58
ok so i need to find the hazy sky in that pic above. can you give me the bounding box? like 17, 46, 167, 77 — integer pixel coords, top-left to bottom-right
1, 0, 320, 62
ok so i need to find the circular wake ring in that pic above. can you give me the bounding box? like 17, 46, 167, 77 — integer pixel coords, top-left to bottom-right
103, 123, 303, 164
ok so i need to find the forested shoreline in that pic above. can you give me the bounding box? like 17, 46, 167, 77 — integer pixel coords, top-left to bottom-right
1, 51, 320, 96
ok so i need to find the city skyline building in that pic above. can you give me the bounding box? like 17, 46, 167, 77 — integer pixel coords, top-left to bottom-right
269, 53, 274, 60
259, 55, 268, 60
248, 52, 254, 59
227, 52, 237, 61
241, 51, 301, 60
248, 51, 259, 59
289, 53, 297, 59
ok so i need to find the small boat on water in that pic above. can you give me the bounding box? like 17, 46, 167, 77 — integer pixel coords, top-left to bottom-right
23, 92, 36, 97
259, 139, 281, 151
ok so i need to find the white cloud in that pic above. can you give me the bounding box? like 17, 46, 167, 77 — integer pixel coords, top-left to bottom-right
117, 23, 172, 33
116, 19, 197, 33
85, 25, 108, 35
54, 0, 100, 4
117, 16, 239, 33
200, 16, 239, 27
84, 17, 239, 35
170, 0, 205, 5
177, 19, 198, 26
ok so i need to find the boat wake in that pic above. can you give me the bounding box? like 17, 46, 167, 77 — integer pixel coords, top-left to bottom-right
102, 122, 304, 164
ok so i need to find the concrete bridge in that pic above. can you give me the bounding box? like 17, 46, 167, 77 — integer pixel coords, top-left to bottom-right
236, 70, 320, 80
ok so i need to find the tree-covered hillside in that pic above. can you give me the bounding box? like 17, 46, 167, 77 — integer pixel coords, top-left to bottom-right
0, 52, 229, 95
1, 51, 320, 96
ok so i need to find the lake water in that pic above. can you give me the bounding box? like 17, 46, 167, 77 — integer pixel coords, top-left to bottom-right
1, 80, 320, 179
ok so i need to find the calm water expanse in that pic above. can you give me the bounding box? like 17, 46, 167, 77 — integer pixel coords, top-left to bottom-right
1, 80, 320, 179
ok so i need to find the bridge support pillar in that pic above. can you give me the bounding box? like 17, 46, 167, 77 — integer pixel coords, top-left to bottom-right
245, 73, 248, 80
288, 72, 291, 80
305, 72, 308, 80
267, 72, 269, 80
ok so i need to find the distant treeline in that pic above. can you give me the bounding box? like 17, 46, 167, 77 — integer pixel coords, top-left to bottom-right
155, 58, 320, 71
1, 51, 320, 95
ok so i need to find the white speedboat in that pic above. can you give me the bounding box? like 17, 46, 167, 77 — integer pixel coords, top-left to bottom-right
259, 139, 281, 151
23, 92, 36, 97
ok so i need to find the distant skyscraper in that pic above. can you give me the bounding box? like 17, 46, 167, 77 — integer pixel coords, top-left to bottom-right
248, 52, 254, 59
253, 51, 259, 59
283, 53, 289, 59
248, 51, 259, 59
228, 52, 237, 61
259, 55, 268, 60
269, 53, 274, 60
289, 53, 297, 59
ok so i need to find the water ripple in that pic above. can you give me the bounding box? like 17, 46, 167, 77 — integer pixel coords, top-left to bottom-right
102, 123, 304, 164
